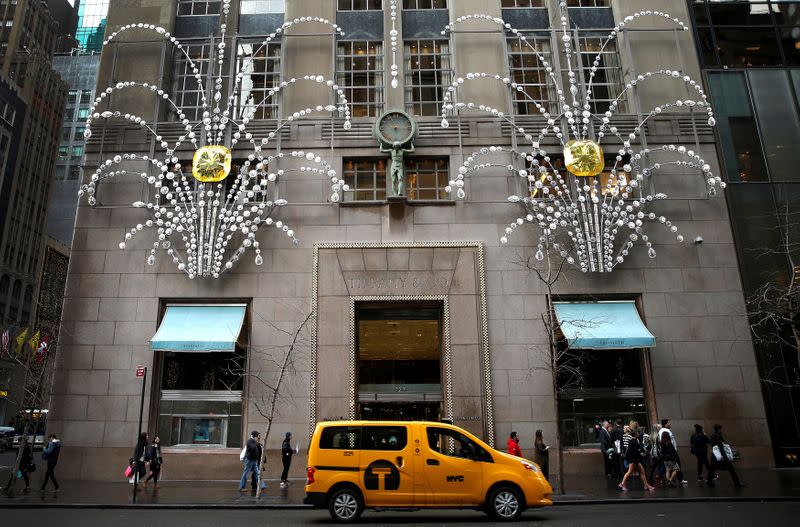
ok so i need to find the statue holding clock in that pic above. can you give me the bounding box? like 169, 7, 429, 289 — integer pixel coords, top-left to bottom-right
374, 110, 418, 198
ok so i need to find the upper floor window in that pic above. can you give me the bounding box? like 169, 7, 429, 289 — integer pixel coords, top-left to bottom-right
177, 0, 221, 16
343, 158, 387, 201
577, 35, 624, 114
566, 0, 610, 6
240, 0, 285, 14
405, 39, 451, 117
403, 0, 446, 8
501, 0, 545, 7
691, 0, 797, 68
337, 41, 384, 118
172, 42, 212, 121
67, 90, 77, 106
507, 35, 556, 115
338, 0, 382, 9
236, 41, 281, 120
406, 157, 449, 200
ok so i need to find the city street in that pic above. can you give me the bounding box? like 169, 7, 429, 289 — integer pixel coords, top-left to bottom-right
2, 502, 800, 526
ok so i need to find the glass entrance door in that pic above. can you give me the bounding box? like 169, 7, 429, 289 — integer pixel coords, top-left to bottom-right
356, 303, 443, 420
360, 401, 442, 421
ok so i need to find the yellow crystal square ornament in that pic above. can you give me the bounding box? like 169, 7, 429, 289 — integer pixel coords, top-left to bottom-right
564, 139, 604, 177
192, 145, 232, 183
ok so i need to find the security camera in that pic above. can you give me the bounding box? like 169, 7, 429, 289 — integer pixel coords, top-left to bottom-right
693, 236, 704, 245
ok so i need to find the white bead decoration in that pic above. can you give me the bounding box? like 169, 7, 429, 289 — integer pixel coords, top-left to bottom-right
79, 0, 351, 279
442, 3, 721, 273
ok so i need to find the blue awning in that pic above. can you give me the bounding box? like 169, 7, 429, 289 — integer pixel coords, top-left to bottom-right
552, 301, 655, 349
150, 305, 246, 352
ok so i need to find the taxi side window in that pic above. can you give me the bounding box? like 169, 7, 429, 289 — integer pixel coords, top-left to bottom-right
426, 427, 493, 462
320, 426, 361, 450
362, 426, 407, 451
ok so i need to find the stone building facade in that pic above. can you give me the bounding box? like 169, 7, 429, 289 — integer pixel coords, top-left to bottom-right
49, 0, 769, 481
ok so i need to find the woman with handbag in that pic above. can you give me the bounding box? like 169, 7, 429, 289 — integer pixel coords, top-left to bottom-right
618, 423, 655, 492
708, 424, 743, 488
132, 432, 148, 490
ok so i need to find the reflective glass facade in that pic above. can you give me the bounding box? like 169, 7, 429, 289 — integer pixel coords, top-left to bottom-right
691, 1, 800, 467
76, 0, 110, 53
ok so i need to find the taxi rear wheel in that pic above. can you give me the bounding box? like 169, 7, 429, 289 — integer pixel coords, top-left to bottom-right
328, 487, 364, 523
487, 485, 523, 521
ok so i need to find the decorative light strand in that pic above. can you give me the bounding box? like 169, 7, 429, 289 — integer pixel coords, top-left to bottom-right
80, 0, 352, 279
441, 4, 722, 273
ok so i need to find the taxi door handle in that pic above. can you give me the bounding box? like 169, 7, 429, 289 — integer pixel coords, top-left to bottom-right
396, 456, 404, 467
427, 458, 440, 466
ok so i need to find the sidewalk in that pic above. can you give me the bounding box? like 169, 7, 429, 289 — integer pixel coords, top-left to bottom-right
0, 470, 798, 508
553, 469, 800, 503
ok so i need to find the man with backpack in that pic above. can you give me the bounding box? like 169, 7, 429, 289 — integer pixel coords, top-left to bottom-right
40, 434, 61, 493
239, 431, 262, 493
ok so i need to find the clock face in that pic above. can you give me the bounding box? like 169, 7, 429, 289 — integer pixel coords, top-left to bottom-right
377, 111, 415, 145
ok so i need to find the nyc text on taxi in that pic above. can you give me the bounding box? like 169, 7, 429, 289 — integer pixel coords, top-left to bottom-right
304, 421, 553, 522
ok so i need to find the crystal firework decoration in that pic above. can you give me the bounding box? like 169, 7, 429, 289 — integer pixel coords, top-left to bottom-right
441, 2, 724, 273
78, 0, 351, 279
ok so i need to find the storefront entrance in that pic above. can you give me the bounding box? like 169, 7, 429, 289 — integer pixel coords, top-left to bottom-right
356, 303, 443, 421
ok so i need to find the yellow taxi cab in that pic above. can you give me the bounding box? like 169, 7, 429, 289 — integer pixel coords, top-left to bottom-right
304, 420, 553, 522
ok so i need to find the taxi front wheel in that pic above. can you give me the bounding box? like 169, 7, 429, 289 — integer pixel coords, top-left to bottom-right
487, 485, 523, 521
328, 487, 364, 523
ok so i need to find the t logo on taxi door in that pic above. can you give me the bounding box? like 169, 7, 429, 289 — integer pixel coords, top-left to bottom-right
364, 460, 400, 490
446, 475, 465, 482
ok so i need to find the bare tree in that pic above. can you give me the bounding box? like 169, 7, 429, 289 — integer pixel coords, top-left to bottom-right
513, 246, 588, 496
746, 204, 800, 387
222, 307, 313, 497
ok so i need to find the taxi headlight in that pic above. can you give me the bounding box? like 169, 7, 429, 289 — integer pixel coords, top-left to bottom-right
521, 461, 541, 473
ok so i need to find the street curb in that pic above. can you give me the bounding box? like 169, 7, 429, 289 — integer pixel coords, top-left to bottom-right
551, 496, 800, 505
2, 496, 799, 509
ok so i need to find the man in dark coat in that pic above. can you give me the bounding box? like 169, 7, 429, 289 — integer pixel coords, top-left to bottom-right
598, 421, 614, 477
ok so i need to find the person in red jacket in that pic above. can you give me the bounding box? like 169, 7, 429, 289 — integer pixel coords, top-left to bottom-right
507, 431, 522, 457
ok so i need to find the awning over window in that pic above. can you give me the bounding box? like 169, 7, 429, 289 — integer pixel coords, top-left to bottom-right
150, 305, 246, 353
552, 301, 655, 349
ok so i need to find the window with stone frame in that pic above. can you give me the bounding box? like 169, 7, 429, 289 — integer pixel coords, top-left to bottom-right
406, 157, 450, 200
404, 39, 451, 117
172, 41, 213, 121
337, 41, 384, 118
235, 41, 281, 120
342, 158, 387, 201
338, 0, 382, 9
507, 35, 556, 115
566, 0, 610, 6
501, 0, 545, 7
177, 0, 221, 16
576, 34, 625, 114
403, 0, 446, 8
240, 0, 285, 14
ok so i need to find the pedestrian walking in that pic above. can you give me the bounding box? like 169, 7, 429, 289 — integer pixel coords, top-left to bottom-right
690, 424, 711, 484
659, 431, 680, 487
611, 419, 624, 477
40, 433, 61, 493
280, 432, 294, 488
18, 438, 33, 492
533, 429, 550, 481
239, 430, 262, 492
132, 432, 147, 491
658, 419, 687, 485
144, 435, 163, 489
621, 425, 632, 472
648, 424, 664, 485
708, 424, 744, 488
618, 423, 654, 492
507, 431, 522, 457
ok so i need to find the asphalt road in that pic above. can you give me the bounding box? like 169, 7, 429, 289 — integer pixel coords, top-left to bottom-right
1, 502, 799, 526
